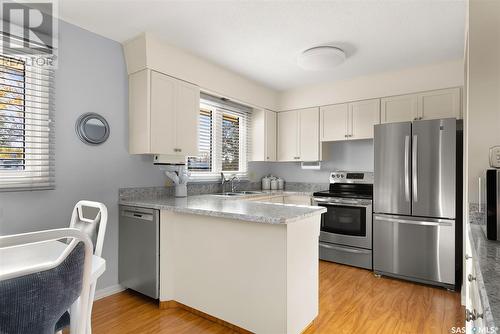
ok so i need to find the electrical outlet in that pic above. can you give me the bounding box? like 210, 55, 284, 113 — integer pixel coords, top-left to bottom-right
490, 146, 500, 168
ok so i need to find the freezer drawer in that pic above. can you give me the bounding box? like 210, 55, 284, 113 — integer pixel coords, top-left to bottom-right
373, 214, 455, 286
119, 206, 159, 299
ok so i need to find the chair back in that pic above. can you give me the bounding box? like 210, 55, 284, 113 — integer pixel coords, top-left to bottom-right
70, 200, 108, 257
0, 228, 93, 334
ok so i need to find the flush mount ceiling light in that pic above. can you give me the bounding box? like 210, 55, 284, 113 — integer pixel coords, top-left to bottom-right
297, 46, 346, 71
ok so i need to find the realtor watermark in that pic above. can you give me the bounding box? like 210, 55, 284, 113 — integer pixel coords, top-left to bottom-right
450, 326, 499, 333
1, 0, 58, 68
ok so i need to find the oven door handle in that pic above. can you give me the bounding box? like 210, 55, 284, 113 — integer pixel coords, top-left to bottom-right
314, 199, 372, 208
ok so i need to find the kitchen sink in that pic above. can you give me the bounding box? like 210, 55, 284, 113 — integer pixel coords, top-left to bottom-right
210, 192, 244, 197
209, 191, 264, 197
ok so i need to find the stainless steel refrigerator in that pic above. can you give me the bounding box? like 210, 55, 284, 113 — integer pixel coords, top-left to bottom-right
373, 118, 462, 289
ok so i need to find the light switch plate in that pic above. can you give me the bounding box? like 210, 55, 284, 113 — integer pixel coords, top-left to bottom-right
490, 146, 500, 168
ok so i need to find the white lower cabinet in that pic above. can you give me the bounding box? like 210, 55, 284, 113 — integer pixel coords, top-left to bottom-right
465, 228, 485, 332
246, 195, 312, 206
283, 195, 312, 206
278, 108, 319, 161
320, 99, 380, 141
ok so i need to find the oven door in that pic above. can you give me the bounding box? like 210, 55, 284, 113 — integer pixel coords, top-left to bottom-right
313, 198, 372, 249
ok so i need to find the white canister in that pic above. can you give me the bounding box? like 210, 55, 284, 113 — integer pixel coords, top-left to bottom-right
277, 178, 285, 190
175, 184, 187, 198
270, 178, 278, 190
262, 176, 271, 190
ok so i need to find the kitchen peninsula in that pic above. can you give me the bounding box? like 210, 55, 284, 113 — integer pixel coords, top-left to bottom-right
119, 192, 325, 334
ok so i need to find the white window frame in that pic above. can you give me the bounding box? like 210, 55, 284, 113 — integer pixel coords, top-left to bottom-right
188, 102, 249, 182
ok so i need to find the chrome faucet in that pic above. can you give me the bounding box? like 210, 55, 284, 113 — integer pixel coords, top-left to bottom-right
221, 173, 239, 193
221, 172, 230, 193
230, 175, 240, 193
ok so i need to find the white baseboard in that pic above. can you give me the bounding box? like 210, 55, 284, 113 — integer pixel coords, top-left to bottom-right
94, 284, 125, 301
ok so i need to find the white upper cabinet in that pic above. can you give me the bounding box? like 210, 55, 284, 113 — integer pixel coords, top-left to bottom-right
321, 99, 380, 141
278, 110, 299, 161
381, 94, 418, 123
150, 71, 177, 154
173, 79, 200, 156
381, 88, 461, 123
129, 69, 200, 156
299, 107, 320, 161
278, 108, 319, 161
418, 87, 461, 120
349, 99, 381, 140
251, 109, 277, 161
320, 103, 349, 141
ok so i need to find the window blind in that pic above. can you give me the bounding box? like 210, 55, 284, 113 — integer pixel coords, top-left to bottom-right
0, 34, 55, 191
188, 93, 251, 180
187, 108, 212, 172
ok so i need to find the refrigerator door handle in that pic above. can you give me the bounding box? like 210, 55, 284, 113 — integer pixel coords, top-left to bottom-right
376, 216, 453, 227
412, 134, 418, 202
404, 135, 410, 202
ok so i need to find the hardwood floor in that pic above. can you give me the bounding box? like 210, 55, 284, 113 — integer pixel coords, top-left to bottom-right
91, 261, 464, 334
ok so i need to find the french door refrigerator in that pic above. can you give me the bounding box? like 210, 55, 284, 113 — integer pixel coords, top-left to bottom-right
373, 118, 462, 289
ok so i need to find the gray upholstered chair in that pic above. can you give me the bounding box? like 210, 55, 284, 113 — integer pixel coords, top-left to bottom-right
0, 228, 93, 334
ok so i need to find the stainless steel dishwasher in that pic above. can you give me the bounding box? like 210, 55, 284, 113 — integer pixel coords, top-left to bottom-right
119, 205, 159, 299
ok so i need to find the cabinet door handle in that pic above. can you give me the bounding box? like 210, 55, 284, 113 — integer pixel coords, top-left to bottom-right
466, 309, 475, 322
465, 254, 472, 260
466, 309, 483, 322
344, 134, 348, 138
468, 274, 476, 282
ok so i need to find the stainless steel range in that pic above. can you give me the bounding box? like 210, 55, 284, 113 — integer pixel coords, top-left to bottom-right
313, 171, 374, 270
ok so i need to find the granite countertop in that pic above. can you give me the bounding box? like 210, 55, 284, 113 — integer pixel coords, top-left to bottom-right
470, 223, 500, 329
119, 191, 326, 224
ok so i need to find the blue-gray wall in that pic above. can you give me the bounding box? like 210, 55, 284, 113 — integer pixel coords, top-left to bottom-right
0, 21, 166, 290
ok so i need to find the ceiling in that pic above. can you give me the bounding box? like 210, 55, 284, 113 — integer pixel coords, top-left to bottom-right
58, 0, 466, 91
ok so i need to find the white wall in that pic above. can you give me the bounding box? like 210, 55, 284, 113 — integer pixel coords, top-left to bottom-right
0, 21, 166, 290
466, 0, 500, 203
123, 33, 280, 111
279, 59, 464, 111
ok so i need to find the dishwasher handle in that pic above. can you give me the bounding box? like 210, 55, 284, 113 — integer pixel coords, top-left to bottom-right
121, 209, 154, 221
